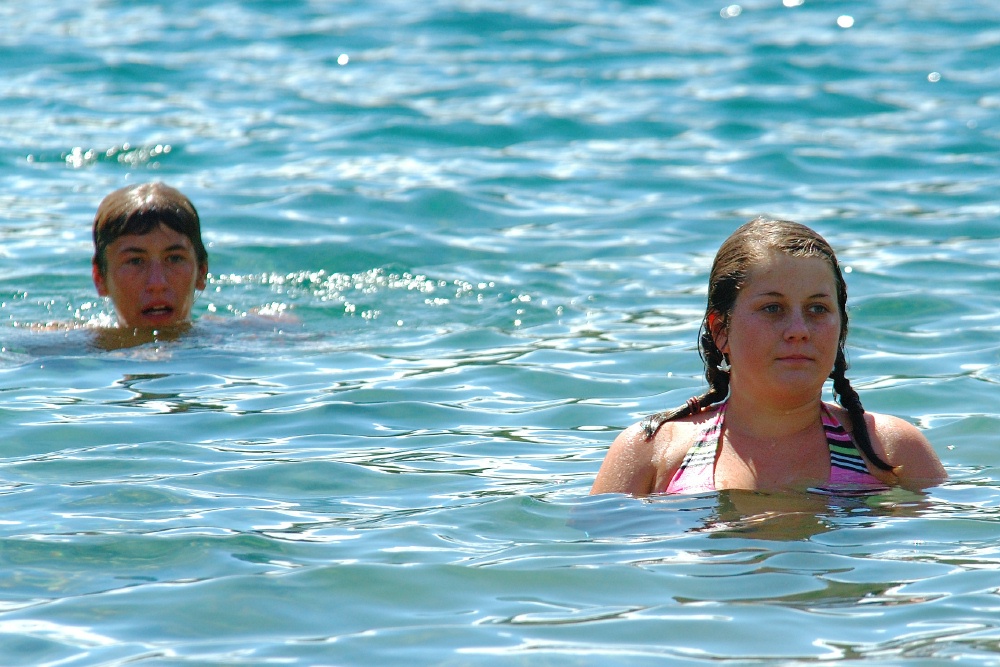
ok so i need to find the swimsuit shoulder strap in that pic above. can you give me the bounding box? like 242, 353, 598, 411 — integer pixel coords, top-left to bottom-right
662, 401, 726, 494
822, 404, 875, 476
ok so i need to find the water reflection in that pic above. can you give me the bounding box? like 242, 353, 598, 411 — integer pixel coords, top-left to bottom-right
703, 487, 932, 541
573, 486, 933, 543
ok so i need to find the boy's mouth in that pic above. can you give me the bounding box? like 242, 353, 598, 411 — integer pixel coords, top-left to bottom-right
142, 305, 175, 317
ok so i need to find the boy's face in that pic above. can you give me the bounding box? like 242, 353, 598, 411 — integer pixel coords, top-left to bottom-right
93, 223, 207, 329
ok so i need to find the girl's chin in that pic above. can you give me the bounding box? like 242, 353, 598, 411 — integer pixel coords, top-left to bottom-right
750, 372, 827, 398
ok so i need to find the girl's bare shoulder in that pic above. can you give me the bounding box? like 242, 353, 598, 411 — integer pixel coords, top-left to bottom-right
648, 412, 711, 466
644, 408, 720, 492
591, 410, 711, 496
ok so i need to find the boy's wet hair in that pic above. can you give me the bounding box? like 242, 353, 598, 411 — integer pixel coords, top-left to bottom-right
92, 182, 207, 276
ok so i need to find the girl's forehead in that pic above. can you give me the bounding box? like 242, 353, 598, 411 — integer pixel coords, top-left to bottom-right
741, 251, 837, 291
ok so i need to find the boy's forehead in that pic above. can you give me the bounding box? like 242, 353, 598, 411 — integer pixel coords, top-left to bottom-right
107, 224, 196, 251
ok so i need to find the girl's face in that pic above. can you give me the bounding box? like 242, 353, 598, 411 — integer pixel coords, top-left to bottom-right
713, 250, 842, 405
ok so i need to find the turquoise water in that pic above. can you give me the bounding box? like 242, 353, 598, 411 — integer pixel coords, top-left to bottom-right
2, 0, 1000, 664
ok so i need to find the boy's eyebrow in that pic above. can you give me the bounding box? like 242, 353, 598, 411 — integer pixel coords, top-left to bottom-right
116, 245, 149, 255
116, 243, 192, 255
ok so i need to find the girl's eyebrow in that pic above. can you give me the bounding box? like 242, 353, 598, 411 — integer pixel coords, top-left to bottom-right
751, 290, 833, 299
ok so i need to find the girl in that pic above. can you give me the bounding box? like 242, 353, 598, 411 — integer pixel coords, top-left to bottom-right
591, 217, 946, 496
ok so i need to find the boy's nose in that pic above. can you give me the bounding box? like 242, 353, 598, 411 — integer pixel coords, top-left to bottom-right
147, 261, 169, 288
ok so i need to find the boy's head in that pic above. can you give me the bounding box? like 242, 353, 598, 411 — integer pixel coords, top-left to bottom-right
92, 182, 207, 274
92, 182, 209, 329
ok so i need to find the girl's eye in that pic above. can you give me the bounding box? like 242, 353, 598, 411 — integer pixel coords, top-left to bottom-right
762, 304, 781, 314
809, 304, 830, 314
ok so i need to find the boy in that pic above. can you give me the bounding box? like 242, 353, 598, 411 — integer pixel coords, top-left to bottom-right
92, 182, 208, 329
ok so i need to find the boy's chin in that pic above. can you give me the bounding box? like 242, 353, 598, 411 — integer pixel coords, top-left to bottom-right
119, 316, 192, 331
118, 308, 192, 330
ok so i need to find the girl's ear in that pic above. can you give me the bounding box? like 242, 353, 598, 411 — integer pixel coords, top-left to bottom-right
708, 312, 729, 354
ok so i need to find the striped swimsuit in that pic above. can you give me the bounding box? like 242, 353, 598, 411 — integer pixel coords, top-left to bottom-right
662, 401, 886, 495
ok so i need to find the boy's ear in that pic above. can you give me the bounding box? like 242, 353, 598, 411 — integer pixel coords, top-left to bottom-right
707, 312, 729, 354
92, 261, 109, 297
196, 263, 208, 291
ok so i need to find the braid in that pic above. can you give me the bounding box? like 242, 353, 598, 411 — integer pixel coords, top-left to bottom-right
831, 349, 894, 472
641, 322, 730, 440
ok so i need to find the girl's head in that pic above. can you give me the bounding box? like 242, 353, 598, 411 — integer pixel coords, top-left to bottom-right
699, 216, 849, 375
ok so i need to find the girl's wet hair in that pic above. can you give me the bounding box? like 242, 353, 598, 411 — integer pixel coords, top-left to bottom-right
92, 182, 207, 276
641, 216, 893, 472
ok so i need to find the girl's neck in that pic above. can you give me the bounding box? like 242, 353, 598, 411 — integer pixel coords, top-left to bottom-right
723, 391, 825, 440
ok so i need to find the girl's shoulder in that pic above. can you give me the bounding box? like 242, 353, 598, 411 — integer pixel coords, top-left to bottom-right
591, 405, 720, 496
647, 406, 723, 476
826, 403, 946, 488
643, 403, 722, 449
868, 411, 947, 487
825, 404, 927, 448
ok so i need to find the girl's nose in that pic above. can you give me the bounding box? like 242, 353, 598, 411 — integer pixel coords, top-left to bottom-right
785, 310, 810, 339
